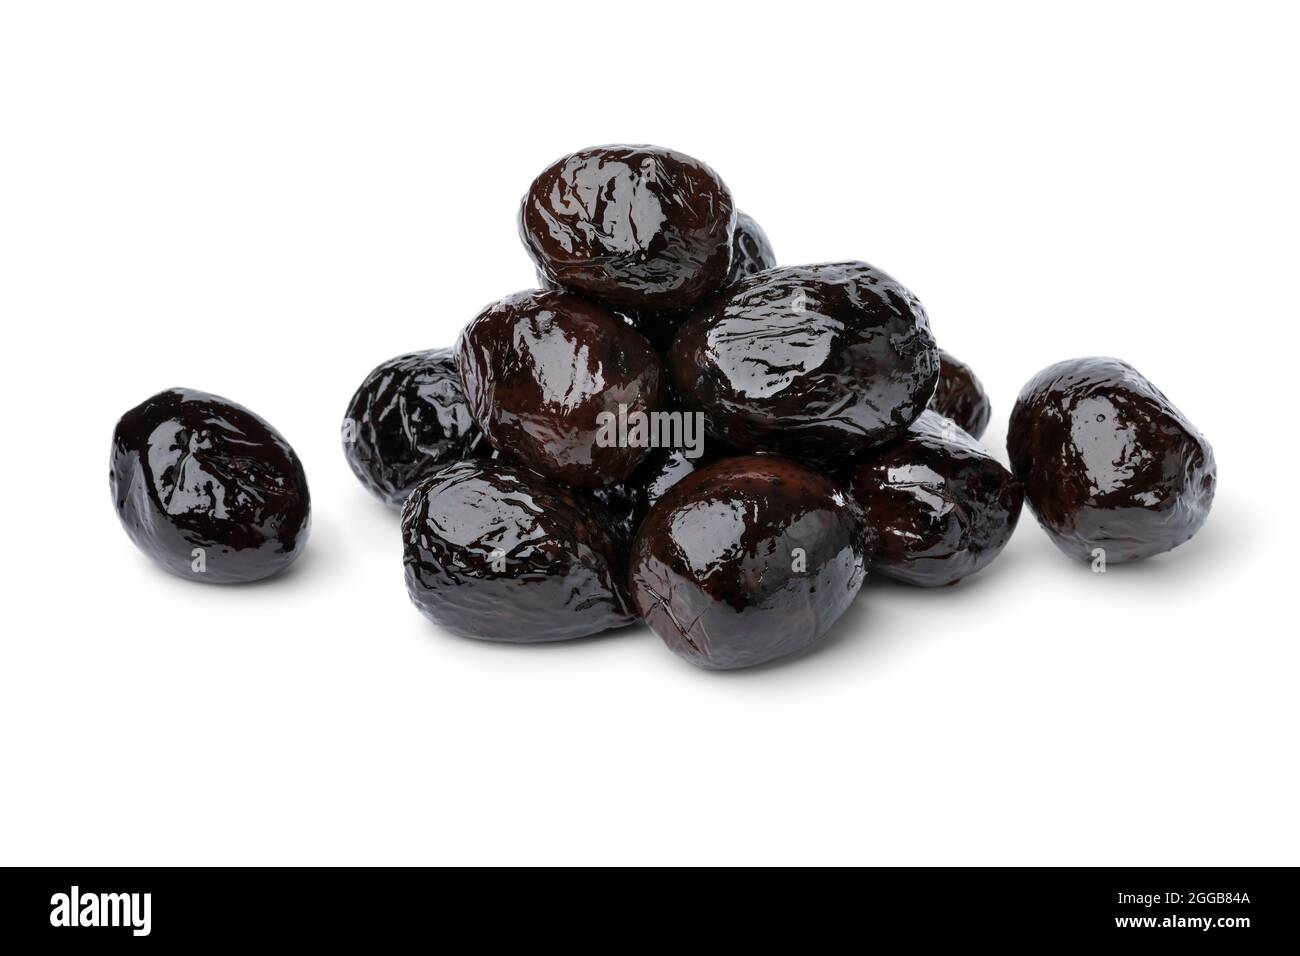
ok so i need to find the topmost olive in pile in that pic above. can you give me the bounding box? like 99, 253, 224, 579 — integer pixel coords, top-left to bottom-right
107, 141, 1215, 673
519, 144, 736, 312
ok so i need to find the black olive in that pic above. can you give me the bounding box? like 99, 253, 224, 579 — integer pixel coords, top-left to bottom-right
628, 455, 870, 670
725, 210, 777, 284
1006, 357, 1216, 563
342, 348, 487, 507
668, 261, 939, 467
519, 144, 736, 311
402, 460, 634, 642
928, 349, 992, 440
110, 388, 311, 584
455, 288, 664, 488
851, 411, 1022, 586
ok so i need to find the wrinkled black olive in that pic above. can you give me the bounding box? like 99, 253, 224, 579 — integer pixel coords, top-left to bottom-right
725, 210, 777, 284
342, 348, 486, 507
669, 261, 939, 466
110, 388, 311, 584
519, 144, 736, 311
628, 455, 870, 670
928, 349, 991, 440
851, 411, 1022, 587
402, 460, 634, 642
456, 289, 664, 488
591, 447, 698, 543
1007, 357, 1216, 563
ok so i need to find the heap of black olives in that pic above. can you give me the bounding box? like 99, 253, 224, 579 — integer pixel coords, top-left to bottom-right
109, 143, 1217, 671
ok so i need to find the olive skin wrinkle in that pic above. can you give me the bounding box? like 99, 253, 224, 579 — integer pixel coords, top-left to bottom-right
342, 348, 486, 507
110, 388, 311, 584
928, 349, 992, 440
628, 456, 871, 671
402, 461, 634, 642
852, 411, 1023, 587
519, 144, 737, 311
1007, 357, 1216, 564
669, 261, 940, 467
456, 288, 664, 488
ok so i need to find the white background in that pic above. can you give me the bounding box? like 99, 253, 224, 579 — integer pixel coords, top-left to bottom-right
2, 1, 1296, 866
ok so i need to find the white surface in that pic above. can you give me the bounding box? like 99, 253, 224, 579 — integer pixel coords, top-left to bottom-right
1, 1, 1296, 866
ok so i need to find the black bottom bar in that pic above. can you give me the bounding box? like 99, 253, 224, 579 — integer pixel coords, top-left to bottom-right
0, 867, 1290, 946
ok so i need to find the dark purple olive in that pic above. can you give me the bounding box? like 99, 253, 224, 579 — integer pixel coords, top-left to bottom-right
669, 261, 939, 467
455, 289, 664, 488
110, 388, 311, 584
519, 144, 736, 311
851, 411, 1022, 587
342, 348, 486, 507
401, 460, 634, 642
928, 349, 991, 440
628, 455, 870, 670
1007, 357, 1216, 564
725, 210, 777, 284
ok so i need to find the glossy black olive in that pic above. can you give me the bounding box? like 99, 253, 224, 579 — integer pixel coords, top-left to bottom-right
342, 348, 486, 507
402, 460, 634, 642
928, 349, 991, 440
519, 144, 736, 311
1007, 357, 1216, 563
669, 261, 939, 466
851, 411, 1022, 586
725, 210, 777, 284
456, 289, 664, 488
628, 455, 870, 670
110, 388, 311, 584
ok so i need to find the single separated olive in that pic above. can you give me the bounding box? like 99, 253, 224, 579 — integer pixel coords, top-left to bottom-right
851, 411, 1023, 587
1007, 357, 1216, 564
342, 348, 486, 507
628, 456, 870, 670
456, 289, 664, 488
669, 262, 939, 467
401, 460, 634, 642
110, 388, 311, 583
928, 349, 992, 439
519, 144, 736, 311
